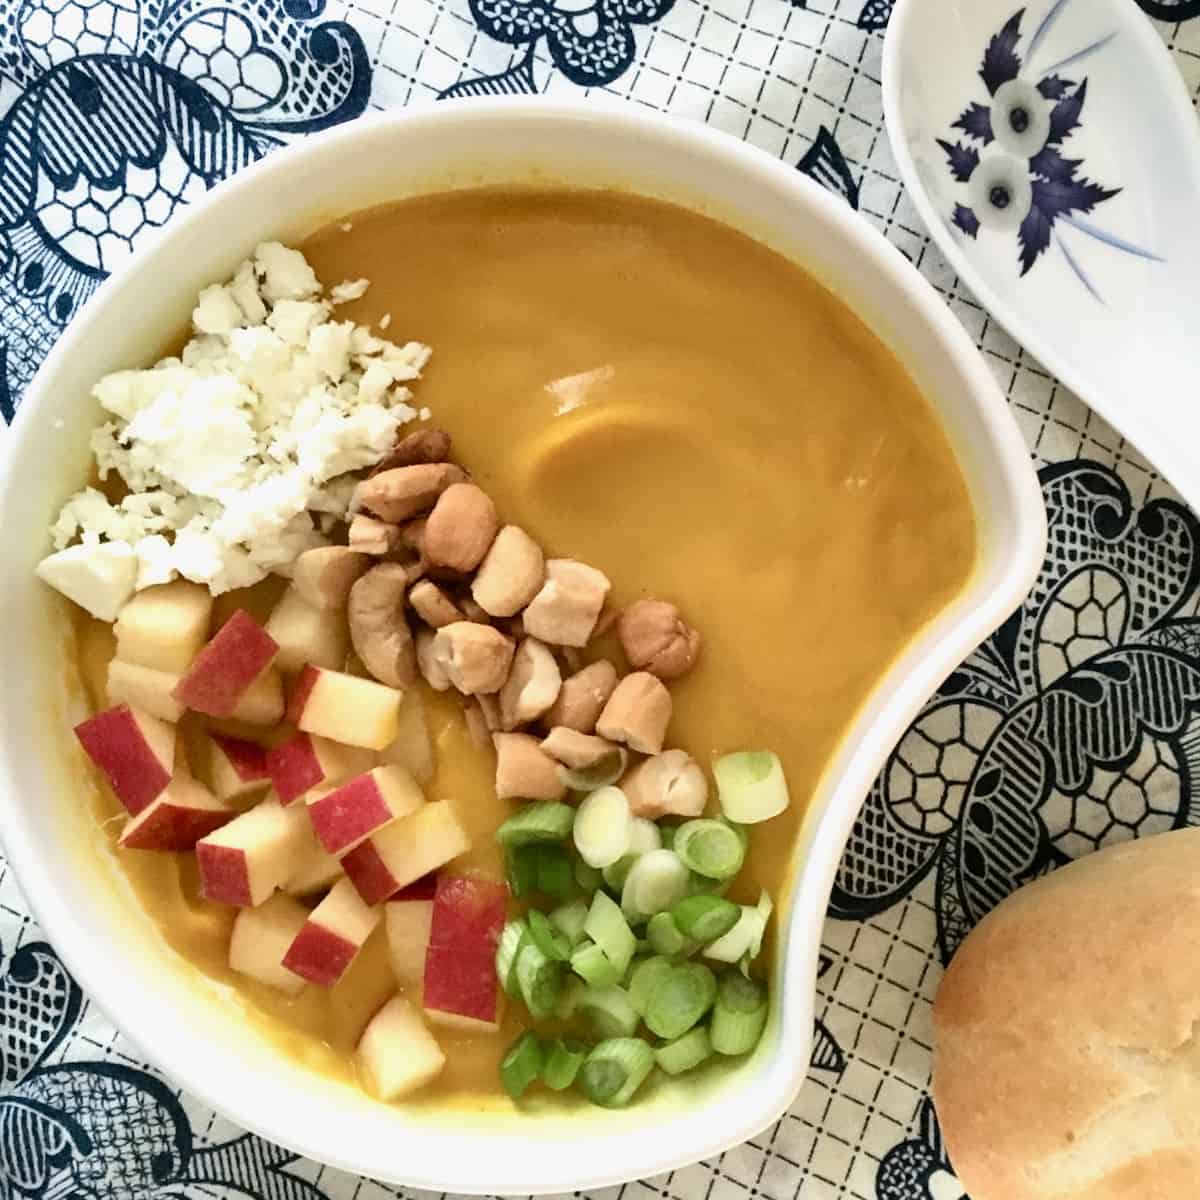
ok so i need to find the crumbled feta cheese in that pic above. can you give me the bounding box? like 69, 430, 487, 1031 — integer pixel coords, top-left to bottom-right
39, 243, 430, 601
379, 313, 392, 330
331, 278, 370, 304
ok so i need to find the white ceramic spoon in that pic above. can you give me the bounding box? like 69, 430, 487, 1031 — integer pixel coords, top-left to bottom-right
883, 0, 1200, 508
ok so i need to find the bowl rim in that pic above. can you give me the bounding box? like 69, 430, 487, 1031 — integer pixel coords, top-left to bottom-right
0, 97, 1046, 1192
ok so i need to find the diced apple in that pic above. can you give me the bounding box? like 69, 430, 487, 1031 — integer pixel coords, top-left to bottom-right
36, 542, 136, 621
172, 610, 279, 719
423, 874, 507, 1033
265, 585, 349, 673
196, 797, 312, 906
114, 581, 213, 674
266, 732, 374, 806
282, 834, 344, 897
307, 765, 424, 856
286, 665, 403, 751
229, 892, 310, 996
207, 734, 271, 803
75, 703, 175, 816
379, 690, 433, 785
341, 802, 470, 905
282, 878, 381, 987
395, 873, 439, 901
119, 774, 235, 850
228, 668, 284, 725
357, 995, 446, 1101
108, 659, 185, 722
385, 898, 434, 993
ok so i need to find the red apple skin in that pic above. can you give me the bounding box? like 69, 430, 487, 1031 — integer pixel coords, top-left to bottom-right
196, 842, 254, 906
282, 922, 357, 987
423, 875, 508, 1025
172, 610, 278, 718
120, 797, 233, 850
265, 732, 324, 805
214, 735, 270, 783
308, 773, 399, 856
341, 840, 396, 906
74, 704, 171, 816
286, 665, 320, 725
394, 873, 438, 902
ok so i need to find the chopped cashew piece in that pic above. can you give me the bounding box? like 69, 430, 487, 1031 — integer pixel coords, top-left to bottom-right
596, 671, 672, 755
415, 628, 451, 691
408, 580, 464, 628
423, 483, 499, 573
478, 693, 501, 731
292, 546, 370, 611
371, 428, 451, 474
541, 727, 622, 770
459, 595, 491, 623
521, 559, 611, 648
400, 517, 427, 555
349, 515, 402, 556
622, 749, 708, 819
432, 622, 514, 696
354, 463, 466, 523
544, 659, 619, 733
493, 732, 567, 801
464, 701, 491, 750
617, 599, 702, 680
499, 638, 562, 730
471, 525, 545, 618
348, 564, 416, 689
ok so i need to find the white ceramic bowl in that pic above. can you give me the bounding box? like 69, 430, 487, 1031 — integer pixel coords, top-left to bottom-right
0, 100, 1045, 1193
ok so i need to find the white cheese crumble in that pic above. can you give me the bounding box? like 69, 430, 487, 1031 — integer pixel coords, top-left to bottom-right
38, 242, 430, 615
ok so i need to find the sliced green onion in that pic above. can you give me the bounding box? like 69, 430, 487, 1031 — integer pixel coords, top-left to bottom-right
579, 1038, 655, 1108
622, 849, 690, 921
644, 962, 717, 1040
560, 746, 627, 792
628, 956, 675, 1016
671, 895, 741, 943
543, 1038, 588, 1091
500, 1031, 544, 1099
713, 751, 789, 825
602, 855, 636, 894
686, 871, 733, 898
515, 939, 564, 1020
702, 902, 766, 964
527, 909, 571, 962
549, 900, 590, 947
570, 940, 622, 988
579, 985, 639, 1038
710, 970, 768, 1055
655, 1026, 713, 1076
574, 857, 604, 892
573, 786, 633, 869
555, 974, 586, 1019
658, 824, 677, 851
498, 801, 576, 848
535, 845, 576, 899
495, 919, 529, 998
507, 846, 539, 897
647, 911, 691, 958
602, 818, 662, 892
674, 819, 745, 881
584, 891, 637, 976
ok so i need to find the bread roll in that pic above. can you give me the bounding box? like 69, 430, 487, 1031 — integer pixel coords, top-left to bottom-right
933, 828, 1200, 1200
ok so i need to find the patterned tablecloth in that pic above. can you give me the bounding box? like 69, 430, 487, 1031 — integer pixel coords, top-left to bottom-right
2, 2, 1200, 1197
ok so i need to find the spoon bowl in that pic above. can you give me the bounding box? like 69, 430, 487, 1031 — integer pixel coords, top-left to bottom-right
884, 0, 1200, 506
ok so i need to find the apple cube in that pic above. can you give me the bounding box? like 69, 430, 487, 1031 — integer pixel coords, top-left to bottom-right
114, 581, 213, 674
207, 734, 271, 803
423, 875, 507, 1033
108, 659, 185, 722
172, 610, 278, 718
282, 878, 381, 987
228, 669, 285, 726
385, 897, 434, 993
266, 732, 374, 806
379, 690, 434, 785
196, 797, 312, 907
119, 774, 235, 850
265, 585, 349, 673
307, 765, 425, 856
229, 892, 310, 996
341, 801, 470, 905
286, 665, 403, 751
75, 703, 175, 816
357, 995, 445, 1101
282, 834, 344, 897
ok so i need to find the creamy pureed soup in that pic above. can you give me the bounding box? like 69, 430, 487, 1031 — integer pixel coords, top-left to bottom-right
71, 188, 976, 1105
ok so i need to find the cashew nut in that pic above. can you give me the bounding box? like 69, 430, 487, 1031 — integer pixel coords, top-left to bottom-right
432, 621, 514, 695
595, 671, 672, 755
408, 580, 464, 629
423, 483, 499, 573
291, 546, 370, 611
622, 749, 708, 819
348, 515, 402, 557
493, 732, 567, 802
543, 659, 619, 733
522, 559, 611, 647
371, 428, 452, 474
617, 599, 701, 680
415, 628, 451, 691
499, 638, 562, 730
347, 563, 416, 689
472, 525, 545, 618
354, 462, 466, 522
542, 727, 627, 791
